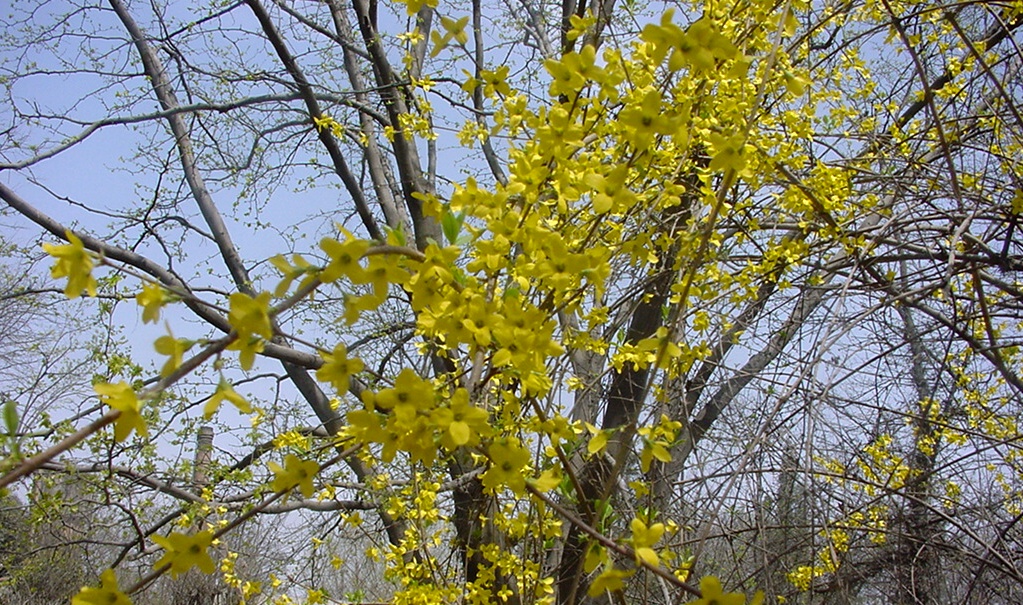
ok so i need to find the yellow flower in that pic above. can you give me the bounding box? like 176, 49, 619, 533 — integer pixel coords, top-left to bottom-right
441, 15, 469, 45
640, 10, 685, 64
677, 18, 738, 73
269, 253, 317, 297
95, 382, 147, 442
226, 291, 273, 370
316, 343, 364, 395
312, 113, 339, 135
346, 407, 398, 461
688, 576, 757, 605
374, 368, 432, 411
136, 282, 170, 324
152, 530, 216, 577
617, 88, 677, 150
398, 415, 439, 466
340, 291, 386, 326
583, 165, 637, 215
479, 66, 511, 98
355, 254, 411, 297
43, 230, 97, 299
544, 45, 603, 97
708, 132, 748, 174
407, 271, 448, 313
203, 378, 253, 419
432, 388, 491, 450
72, 569, 132, 605
319, 236, 369, 283
587, 566, 634, 597
430, 16, 470, 57
630, 518, 666, 566
154, 331, 192, 378
482, 437, 532, 494
269, 454, 320, 497
397, 0, 437, 16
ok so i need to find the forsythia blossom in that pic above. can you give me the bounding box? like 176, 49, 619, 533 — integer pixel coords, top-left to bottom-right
43, 231, 97, 298
94, 382, 147, 442
152, 530, 217, 577
269, 454, 320, 497
72, 569, 132, 605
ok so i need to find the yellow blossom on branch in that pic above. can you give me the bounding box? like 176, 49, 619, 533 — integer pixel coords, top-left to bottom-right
687, 576, 762, 605
136, 282, 171, 324
676, 18, 739, 73
587, 566, 634, 597
269, 253, 317, 297
478, 66, 511, 99
432, 387, 491, 450
481, 436, 532, 494
346, 407, 396, 461
72, 569, 132, 605
708, 132, 749, 174
312, 113, 343, 138
154, 330, 193, 378
355, 254, 411, 297
226, 291, 273, 370
43, 230, 97, 299
95, 381, 147, 442
374, 367, 433, 411
630, 518, 666, 566
269, 453, 320, 497
341, 291, 385, 326
640, 10, 685, 64
319, 236, 369, 283
152, 530, 216, 577
430, 15, 469, 57
544, 45, 604, 97
203, 378, 253, 419
617, 88, 678, 151
316, 342, 364, 395
394, 0, 437, 16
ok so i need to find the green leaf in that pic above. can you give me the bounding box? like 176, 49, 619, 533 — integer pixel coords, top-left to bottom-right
3, 400, 17, 436
441, 209, 465, 245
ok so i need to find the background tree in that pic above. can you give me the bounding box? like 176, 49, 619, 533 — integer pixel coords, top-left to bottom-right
1, 0, 1022, 604
0, 233, 107, 604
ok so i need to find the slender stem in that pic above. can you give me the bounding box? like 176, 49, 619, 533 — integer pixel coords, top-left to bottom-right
0, 337, 232, 489
126, 448, 354, 595
0, 412, 116, 490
